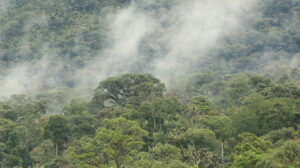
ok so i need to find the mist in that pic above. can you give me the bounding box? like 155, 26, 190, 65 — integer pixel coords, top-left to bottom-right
0, 0, 10, 15
72, 0, 258, 94
1, 0, 287, 101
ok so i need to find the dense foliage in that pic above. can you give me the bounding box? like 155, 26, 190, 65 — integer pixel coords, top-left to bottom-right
0, 72, 299, 168
0, 0, 299, 168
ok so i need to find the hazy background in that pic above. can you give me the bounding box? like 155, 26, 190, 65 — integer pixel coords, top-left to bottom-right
0, 0, 298, 100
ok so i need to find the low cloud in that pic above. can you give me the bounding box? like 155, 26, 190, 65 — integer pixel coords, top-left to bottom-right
0, 0, 259, 100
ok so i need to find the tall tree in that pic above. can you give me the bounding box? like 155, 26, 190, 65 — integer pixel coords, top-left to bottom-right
91, 73, 165, 111
44, 115, 71, 156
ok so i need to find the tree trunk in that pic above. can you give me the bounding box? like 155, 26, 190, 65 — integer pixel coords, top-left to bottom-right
179, 145, 187, 161
153, 113, 157, 133
159, 117, 162, 131
55, 141, 58, 157
115, 159, 121, 168
221, 141, 224, 163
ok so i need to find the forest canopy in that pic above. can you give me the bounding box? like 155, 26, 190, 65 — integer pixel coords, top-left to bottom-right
0, 0, 299, 168
0, 72, 299, 168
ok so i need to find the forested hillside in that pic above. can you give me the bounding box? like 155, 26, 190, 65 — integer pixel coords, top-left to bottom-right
0, 0, 299, 168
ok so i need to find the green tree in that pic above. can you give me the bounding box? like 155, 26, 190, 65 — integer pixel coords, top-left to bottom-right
69, 112, 97, 139
78, 117, 147, 168
91, 73, 165, 111
137, 97, 183, 135
264, 127, 297, 144
150, 143, 182, 161
30, 140, 55, 165
63, 100, 89, 116
256, 140, 300, 168
225, 75, 252, 105
229, 133, 271, 168
197, 115, 235, 162
187, 96, 215, 117
168, 128, 219, 168
44, 115, 71, 156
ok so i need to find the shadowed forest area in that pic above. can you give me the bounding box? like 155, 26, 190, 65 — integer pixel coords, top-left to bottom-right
0, 0, 299, 168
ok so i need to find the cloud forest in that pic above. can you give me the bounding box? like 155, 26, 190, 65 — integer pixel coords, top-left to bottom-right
0, 0, 299, 167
